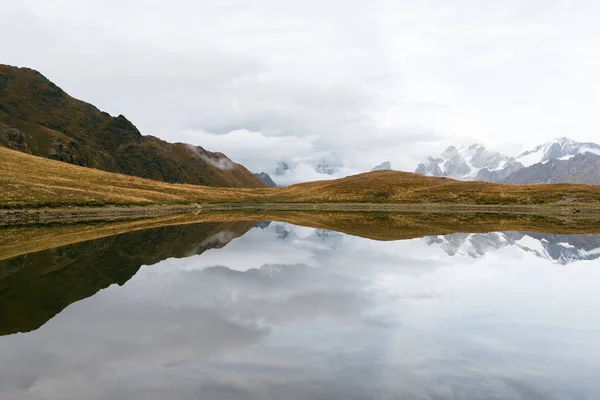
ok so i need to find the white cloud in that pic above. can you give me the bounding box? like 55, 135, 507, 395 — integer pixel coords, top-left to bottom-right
2, 0, 600, 181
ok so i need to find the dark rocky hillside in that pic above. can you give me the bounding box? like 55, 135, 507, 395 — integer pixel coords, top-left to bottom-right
0, 64, 266, 188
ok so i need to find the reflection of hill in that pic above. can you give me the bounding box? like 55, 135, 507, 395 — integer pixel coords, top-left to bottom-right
2, 211, 600, 261
0, 221, 254, 336
425, 232, 600, 264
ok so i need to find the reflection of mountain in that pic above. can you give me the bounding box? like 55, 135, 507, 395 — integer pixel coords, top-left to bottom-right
272, 223, 344, 248
425, 232, 600, 264
0, 221, 255, 336
313, 229, 344, 249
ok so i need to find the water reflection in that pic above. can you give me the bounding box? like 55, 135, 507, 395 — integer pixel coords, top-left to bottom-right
425, 232, 600, 263
0, 221, 599, 399
0, 221, 256, 335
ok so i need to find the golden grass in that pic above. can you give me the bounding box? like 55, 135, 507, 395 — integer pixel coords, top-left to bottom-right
0, 146, 271, 208
2, 146, 600, 209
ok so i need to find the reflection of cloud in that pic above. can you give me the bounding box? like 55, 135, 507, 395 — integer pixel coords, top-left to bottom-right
0, 299, 269, 399
502, 378, 554, 400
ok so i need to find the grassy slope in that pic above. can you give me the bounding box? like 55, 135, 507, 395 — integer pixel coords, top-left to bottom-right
0, 146, 270, 208
2, 146, 600, 209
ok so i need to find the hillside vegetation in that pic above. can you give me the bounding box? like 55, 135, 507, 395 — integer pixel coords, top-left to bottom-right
0, 64, 265, 188
2, 146, 600, 209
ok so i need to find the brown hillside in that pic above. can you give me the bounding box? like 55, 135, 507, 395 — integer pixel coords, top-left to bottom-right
0, 64, 265, 188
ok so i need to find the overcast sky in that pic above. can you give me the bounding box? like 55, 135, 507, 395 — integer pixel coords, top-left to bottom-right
2, 0, 600, 182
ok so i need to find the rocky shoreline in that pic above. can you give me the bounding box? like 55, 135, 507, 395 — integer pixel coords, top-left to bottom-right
1, 203, 597, 226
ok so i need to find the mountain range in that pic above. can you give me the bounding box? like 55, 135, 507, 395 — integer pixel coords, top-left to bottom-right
0, 64, 265, 188
273, 153, 345, 178
272, 157, 391, 184
416, 138, 600, 184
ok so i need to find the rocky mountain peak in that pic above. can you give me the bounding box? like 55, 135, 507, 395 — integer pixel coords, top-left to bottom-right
254, 172, 278, 187
371, 161, 392, 171
441, 145, 459, 158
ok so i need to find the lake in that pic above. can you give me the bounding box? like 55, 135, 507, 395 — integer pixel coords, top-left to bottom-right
1, 217, 599, 399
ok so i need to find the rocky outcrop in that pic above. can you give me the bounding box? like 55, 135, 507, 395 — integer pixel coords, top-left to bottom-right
371, 161, 392, 171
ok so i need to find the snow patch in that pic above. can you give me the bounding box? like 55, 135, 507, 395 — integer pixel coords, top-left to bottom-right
516, 147, 545, 167
515, 235, 549, 259
558, 242, 575, 248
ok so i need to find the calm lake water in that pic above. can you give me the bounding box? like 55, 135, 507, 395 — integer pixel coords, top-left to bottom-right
1, 220, 600, 399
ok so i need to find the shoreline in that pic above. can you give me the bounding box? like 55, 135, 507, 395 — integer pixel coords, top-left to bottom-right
1, 203, 598, 226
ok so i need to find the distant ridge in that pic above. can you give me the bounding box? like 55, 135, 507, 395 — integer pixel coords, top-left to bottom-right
0, 64, 265, 188
503, 152, 600, 185
254, 172, 277, 187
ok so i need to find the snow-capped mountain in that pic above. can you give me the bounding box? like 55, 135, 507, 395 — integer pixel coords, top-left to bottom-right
416, 138, 600, 184
314, 152, 344, 175
267, 152, 366, 186
515, 137, 600, 167
424, 232, 600, 264
371, 161, 392, 171
415, 144, 522, 181
273, 153, 345, 177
